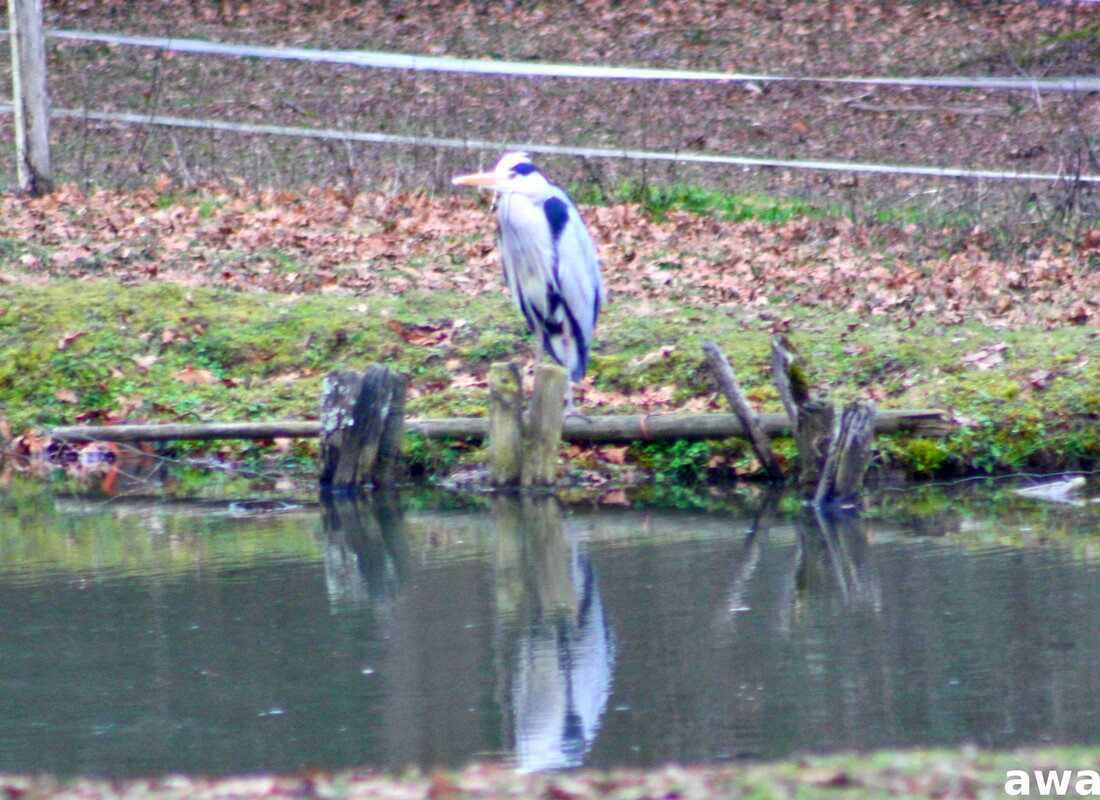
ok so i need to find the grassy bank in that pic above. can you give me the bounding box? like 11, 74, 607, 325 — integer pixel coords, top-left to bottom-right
1, 266, 1098, 487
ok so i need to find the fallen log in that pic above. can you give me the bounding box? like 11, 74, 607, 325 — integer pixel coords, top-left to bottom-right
48, 409, 948, 445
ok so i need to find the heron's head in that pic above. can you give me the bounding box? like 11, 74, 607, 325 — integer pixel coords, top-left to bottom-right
451, 152, 550, 199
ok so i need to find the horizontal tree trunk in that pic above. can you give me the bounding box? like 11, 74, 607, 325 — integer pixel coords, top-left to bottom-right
49, 409, 947, 445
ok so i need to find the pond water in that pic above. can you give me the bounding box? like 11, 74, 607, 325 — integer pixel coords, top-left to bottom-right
2, 478, 1100, 777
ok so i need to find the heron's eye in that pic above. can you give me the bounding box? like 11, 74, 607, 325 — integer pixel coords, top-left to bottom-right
511, 163, 537, 177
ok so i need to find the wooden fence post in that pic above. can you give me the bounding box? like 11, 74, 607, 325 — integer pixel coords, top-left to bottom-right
521, 363, 567, 488
8, 0, 52, 195
488, 362, 524, 487
319, 365, 407, 492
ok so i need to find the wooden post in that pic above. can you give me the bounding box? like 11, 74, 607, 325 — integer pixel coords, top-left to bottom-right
521, 363, 567, 488
814, 400, 877, 508
770, 333, 811, 429
319, 365, 407, 492
8, 0, 52, 195
771, 334, 835, 494
795, 404, 836, 494
488, 362, 524, 487
374, 372, 408, 487
702, 340, 785, 483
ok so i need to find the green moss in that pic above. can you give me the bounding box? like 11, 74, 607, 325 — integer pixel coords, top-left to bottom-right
631, 440, 714, 484
893, 437, 952, 477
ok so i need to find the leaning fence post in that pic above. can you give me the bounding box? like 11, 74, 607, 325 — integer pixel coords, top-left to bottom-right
488, 362, 524, 487
702, 340, 785, 483
521, 363, 567, 488
319, 365, 407, 492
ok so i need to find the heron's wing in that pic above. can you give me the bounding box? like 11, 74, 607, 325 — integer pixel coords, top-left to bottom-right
498, 192, 555, 334
550, 188, 602, 358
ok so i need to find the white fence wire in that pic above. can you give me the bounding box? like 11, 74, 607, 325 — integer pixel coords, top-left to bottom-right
4, 27, 1098, 186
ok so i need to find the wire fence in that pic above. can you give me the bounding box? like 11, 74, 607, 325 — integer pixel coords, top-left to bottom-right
2, 17, 1099, 250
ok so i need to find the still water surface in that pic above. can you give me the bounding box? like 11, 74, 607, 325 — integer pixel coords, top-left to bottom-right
2, 482, 1100, 776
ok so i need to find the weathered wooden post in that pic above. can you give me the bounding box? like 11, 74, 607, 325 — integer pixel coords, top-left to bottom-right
814, 399, 877, 508
319, 365, 407, 492
487, 362, 524, 487
702, 340, 785, 482
7, 0, 52, 195
771, 334, 835, 495
521, 363, 567, 488
770, 334, 878, 507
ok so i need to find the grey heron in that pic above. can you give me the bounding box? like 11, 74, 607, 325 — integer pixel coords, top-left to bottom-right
452, 152, 602, 413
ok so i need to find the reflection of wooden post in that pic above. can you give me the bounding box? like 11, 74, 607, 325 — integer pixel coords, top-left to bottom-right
320, 489, 408, 606
524, 496, 576, 616
488, 362, 524, 487
8, 0, 52, 195
492, 495, 526, 618
319, 365, 407, 492
492, 495, 574, 616
521, 364, 566, 488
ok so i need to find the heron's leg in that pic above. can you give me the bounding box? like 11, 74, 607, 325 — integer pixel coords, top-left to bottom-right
522, 341, 543, 429
532, 333, 545, 369
564, 382, 593, 424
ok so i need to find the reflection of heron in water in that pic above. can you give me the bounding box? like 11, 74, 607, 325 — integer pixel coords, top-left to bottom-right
496, 498, 614, 772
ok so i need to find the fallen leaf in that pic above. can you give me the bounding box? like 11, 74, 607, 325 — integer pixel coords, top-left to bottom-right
601, 446, 629, 465
133, 354, 159, 372
451, 373, 487, 389
426, 771, 461, 799
55, 389, 80, 404
386, 319, 450, 346
171, 366, 219, 384
57, 331, 88, 351
1026, 369, 1051, 389
599, 489, 629, 505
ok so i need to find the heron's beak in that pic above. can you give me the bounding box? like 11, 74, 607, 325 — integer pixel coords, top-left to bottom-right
451, 170, 506, 190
